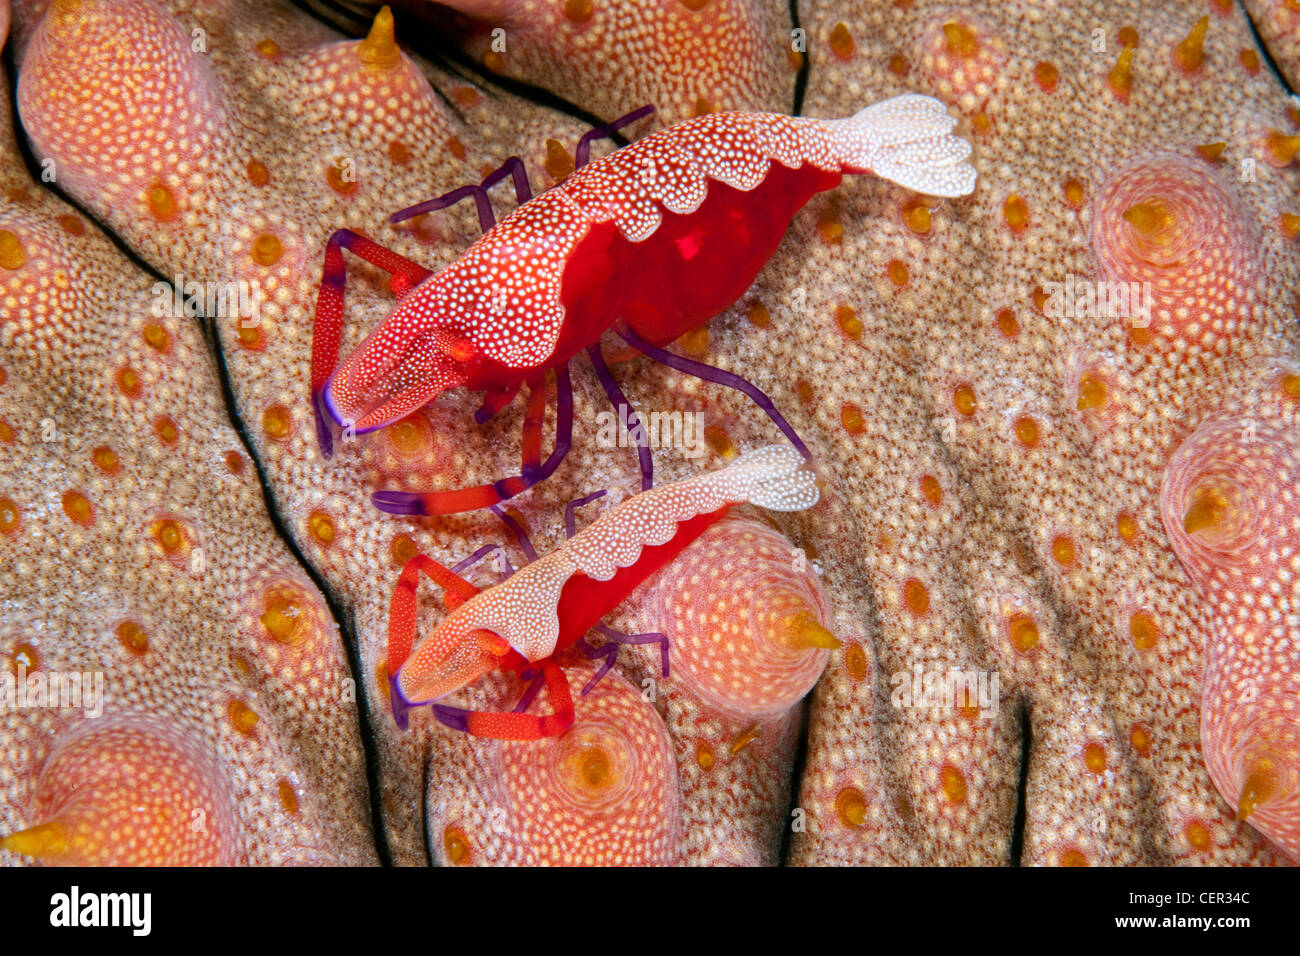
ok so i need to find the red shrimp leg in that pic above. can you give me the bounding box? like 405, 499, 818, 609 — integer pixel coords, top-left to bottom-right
311, 229, 433, 457
432, 661, 575, 740
372, 364, 575, 515
387, 553, 481, 678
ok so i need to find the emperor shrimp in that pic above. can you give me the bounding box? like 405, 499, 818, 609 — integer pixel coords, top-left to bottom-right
312, 95, 977, 514
386, 444, 828, 740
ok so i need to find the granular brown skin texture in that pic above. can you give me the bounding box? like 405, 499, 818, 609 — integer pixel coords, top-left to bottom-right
1, 0, 1297, 865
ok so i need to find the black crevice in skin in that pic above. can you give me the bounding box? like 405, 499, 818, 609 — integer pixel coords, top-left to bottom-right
790, 0, 810, 116
2, 34, 397, 869
1009, 699, 1031, 866
1238, 0, 1298, 97
206, 331, 398, 869
778, 692, 816, 864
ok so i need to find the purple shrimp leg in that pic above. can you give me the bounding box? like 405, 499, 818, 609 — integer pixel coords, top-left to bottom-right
586, 344, 653, 490
575, 105, 657, 169
489, 503, 540, 563
389, 156, 534, 229
578, 624, 671, 696
511, 667, 546, 714
451, 542, 515, 579
615, 326, 814, 462
565, 489, 607, 539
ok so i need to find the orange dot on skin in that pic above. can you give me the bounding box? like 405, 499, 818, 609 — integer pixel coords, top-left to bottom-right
116, 367, 142, 398
154, 415, 179, 445
680, 0, 709, 10
1063, 178, 1085, 207
953, 384, 977, 416
251, 233, 283, 266
1076, 374, 1108, 411
920, 474, 943, 506
57, 214, 85, 236
903, 198, 931, 234
836, 787, 868, 827
844, 643, 868, 681
1129, 610, 1159, 650
942, 20, 978, 57
1060, 848, 1089, 866
1173, 15, 1209, 73
142, 323, 171, 353
386, 140, 412, 166
262, 405, 292, 441
326, 161, 358, 196
695, 741, 716, 771
246, 160, 270, 186
730, 725, 760, 754
545, 139, 573, 181
940, 765, 967, 804
1051, 535, 1076, 567
1009, 613, 1039, 653
224, 451, 245, 475
390, 533, 418, 568
1281, 213, 1300, 239
841, 404, 866, 434
1130, 723, 1152, 756
1109, 45, 1134, 99
902, 578, 930, 616
447, 138, 467, 161
1196, 141, 1227, 163
1034, 61, 1059, 93
443, 826, 471, 865
92, 446, 120, 475
835, 305, 863, 339
146, 182, 177, 221
818, 215, 843, 244
237, 325, 265, 350
228, 700, 259, 735
9, 643, 39, 673
1239, 48, 1260, 74
0, 497, 20, 534
678, 327, 710, 358
1265, 129, 1300, 167
1118, 26, 1139, 48
1184, 820, 1211, 852
1003, 195, 1030, 232
747, 302, 771, 328
255, 38, 280, 58
116, 621, 148, 655
278, 780, 300, 814
564, 0, 593, 22
995, 308, 1020, 337
888, 53, 909, 76
0, 420, 13, 444
887, 259, 909, 287
1014, 415, 1040, 447
704, 425, 737, 459
153, 519, 185, 553
1117, 512, 1138, 543
308, 510, 336, 546
60, 491, 93, 527
795, 379, 815, 405
260, 592, 305, 645
829, 22, 855, 59
1083, 742, 1107, 773
1280, 372, 1300, 402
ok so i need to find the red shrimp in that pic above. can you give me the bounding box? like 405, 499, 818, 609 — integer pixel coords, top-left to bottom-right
386, 445, 833, 740
311, 95, 976, 515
